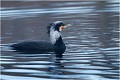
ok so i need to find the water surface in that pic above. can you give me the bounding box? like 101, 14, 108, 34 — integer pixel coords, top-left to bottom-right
1, 1, 119, 80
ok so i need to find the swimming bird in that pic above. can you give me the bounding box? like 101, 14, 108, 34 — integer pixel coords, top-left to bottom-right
11, 21, 71, 54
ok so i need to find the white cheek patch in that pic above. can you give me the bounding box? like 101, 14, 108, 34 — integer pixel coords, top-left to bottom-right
50, 31, 61, 44
59, 27, 62, 31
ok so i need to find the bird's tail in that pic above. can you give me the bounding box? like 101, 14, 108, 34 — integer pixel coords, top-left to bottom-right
0, 43, 15, 51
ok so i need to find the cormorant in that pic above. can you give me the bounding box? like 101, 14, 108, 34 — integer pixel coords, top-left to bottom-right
11, 21, 71, 54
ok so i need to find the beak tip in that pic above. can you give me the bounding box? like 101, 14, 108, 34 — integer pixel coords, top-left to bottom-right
65, 24, 72, 28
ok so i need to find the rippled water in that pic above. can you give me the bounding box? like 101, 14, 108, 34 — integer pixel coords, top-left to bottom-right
1, 1, 119, 80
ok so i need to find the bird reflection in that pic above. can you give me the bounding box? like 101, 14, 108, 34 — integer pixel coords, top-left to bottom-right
49, 52, 63, 75
16, 51, 64, 75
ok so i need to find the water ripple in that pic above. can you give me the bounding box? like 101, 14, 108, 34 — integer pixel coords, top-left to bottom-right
1, 1, 119, 80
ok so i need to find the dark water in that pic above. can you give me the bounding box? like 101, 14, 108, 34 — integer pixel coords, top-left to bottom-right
1, 1, 119, 80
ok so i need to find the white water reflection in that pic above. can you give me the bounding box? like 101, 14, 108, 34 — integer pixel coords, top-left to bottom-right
1, 1, 119, 80
1, 6, 94, 19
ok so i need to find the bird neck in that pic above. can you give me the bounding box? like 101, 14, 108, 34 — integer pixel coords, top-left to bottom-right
50, 30, 66, 54
54, 36, 64, 46
50, 30, 62, 45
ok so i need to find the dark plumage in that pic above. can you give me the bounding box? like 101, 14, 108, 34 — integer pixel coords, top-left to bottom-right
11, 41, 55, 52
11, 21, 70, 54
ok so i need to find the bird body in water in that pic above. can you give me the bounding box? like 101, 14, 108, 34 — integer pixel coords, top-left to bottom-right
11, 21, 71, 54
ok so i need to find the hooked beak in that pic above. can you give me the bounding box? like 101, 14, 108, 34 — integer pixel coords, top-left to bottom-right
60, 24, 72, 31
64, 24, 72, 28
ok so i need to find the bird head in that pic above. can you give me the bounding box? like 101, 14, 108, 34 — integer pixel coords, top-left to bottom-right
47, 21, 71, 35
47, 21, 71, 44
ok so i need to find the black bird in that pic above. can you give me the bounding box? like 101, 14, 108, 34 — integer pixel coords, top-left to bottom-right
11, 21, 71, 54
